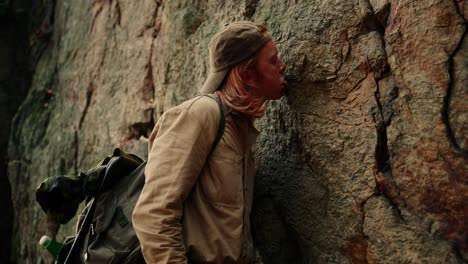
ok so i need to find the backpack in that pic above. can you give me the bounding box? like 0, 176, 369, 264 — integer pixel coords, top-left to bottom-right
36, 95, 225, 263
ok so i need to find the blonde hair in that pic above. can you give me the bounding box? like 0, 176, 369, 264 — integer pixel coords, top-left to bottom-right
216, 25, 269, 119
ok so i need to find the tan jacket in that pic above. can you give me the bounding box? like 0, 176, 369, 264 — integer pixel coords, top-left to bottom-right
132, 95, 258, 264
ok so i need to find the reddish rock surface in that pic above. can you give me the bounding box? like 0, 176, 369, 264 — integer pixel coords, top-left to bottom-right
7, 0, 466, 263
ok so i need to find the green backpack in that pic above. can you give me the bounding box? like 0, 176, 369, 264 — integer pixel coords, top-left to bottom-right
36, 95, 225, 263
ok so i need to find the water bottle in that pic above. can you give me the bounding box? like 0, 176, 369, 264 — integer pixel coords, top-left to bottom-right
39, 235, 65, 261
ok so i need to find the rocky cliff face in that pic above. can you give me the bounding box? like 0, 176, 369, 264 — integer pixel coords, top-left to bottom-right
7, 0, 466, 263
1, 1, 47, 263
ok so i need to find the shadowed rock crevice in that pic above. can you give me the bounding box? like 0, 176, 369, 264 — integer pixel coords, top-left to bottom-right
0, 162, 12, 264
89, 2, 105, 35
368, 0, 391, 27
451, 0, 466, 21
359, 0, 386, 36
372, 70, 406, 221
125, 3, 159, 142
145, 20, 157, 126
78, 83, 94, 130
29, 0, 55, 64
443, 23, 467, 155
252, 195, 303, 264
112, 0, 122, 27
364, 1, 406, 224
7, 90, 57, 262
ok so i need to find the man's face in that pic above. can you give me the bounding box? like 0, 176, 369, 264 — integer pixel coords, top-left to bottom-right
253, 40, 288, 100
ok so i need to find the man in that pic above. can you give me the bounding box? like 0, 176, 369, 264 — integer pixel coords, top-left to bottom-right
132, 21, 287, 264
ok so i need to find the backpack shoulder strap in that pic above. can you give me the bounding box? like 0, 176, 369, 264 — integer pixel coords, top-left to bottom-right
203, 94, 225, 156
64, 95, 225, 263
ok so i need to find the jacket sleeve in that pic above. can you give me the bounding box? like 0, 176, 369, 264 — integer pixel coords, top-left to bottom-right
132, 106, 218, 264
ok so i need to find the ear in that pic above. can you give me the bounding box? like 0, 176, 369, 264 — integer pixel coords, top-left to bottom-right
240, 68, 257, 84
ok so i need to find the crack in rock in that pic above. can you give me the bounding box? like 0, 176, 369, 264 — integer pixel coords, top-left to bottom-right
78, 82, 94, 130
442, 17, 467, 156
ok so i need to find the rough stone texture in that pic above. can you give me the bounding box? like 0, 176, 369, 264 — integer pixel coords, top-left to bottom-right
363, 196, 458, 263
1, 1, 44, 263
8, 0, 155, 262
6, 0, 466, 263
383, 0, 467, 260
449, 2, 467, 152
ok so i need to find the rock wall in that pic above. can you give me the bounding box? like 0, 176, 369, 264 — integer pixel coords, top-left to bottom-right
1, 0, 44, 263
7, 0, 466, 263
